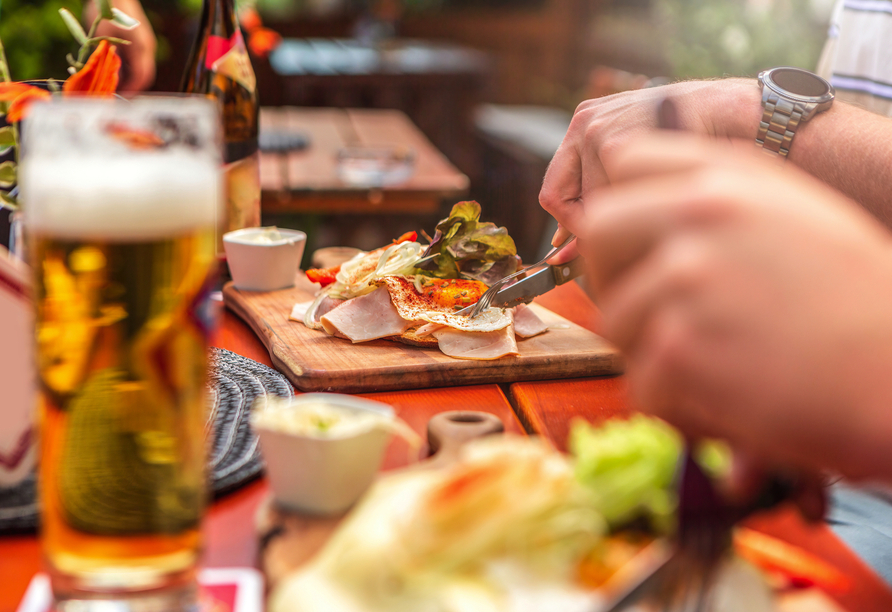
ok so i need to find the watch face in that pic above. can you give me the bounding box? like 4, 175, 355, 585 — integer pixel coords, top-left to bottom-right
770, 67, 831, 97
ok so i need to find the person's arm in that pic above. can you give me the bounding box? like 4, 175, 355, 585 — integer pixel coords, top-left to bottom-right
540, 78, 892, 242
575, 132, 892, 482
698, 78, 892, 228
83, 0, 157, 93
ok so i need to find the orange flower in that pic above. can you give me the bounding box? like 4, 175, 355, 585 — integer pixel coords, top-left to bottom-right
248, 28, 282, 58
63, 40, 121, 95
0, 42, 123, 123
0, 82, 44, 102
0, 82, 51, 123
7, 88, 51, 123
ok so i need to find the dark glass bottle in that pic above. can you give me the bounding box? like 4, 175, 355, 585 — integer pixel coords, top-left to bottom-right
181, 0, 260, 257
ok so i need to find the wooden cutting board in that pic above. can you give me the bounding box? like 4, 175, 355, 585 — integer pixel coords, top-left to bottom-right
222, 281, 623, 393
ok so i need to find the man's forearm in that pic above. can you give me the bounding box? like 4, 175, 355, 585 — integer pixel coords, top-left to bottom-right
705, 78, 892, 227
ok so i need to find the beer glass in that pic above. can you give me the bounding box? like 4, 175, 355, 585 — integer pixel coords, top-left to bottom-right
20, 97, 221, 610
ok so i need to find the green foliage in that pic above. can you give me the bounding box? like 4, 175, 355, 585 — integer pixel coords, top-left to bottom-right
175, 0, 202, 13
655, 0, 830, 78
0, 160, 15, 188
0, 0, 84, 81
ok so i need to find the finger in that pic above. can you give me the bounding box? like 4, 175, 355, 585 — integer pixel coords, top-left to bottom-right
547, 237, 578, 265
551, 224, 572, 248
578, 135, 610, 209
580, 170, 732, 295
791, 473, 828, 523
597, 236, 705, 355
540, 142, 587, 234
724, 450, 769, 505
604, 132, 745, 185
623, 305, 706, 434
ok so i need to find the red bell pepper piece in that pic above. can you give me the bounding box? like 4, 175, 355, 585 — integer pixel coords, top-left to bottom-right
306, 265, 340, 287
393, 231, 417, 244
734, 527, 851, 593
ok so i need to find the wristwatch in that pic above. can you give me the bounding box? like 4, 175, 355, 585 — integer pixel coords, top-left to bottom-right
756, 67, 835, 158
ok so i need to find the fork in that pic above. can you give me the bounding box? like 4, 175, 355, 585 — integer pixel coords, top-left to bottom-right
662, 452, 729, 612
459, 233, 577, 318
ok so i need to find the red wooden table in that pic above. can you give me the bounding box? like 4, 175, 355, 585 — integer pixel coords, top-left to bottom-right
1, 283, 890, 611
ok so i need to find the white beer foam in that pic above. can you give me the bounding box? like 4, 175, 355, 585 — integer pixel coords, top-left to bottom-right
21, 152, 221, 241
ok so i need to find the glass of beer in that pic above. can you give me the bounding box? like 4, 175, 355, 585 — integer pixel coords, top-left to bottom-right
20, 97, 221, 611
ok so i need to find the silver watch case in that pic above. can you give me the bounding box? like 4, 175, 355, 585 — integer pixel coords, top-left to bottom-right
758, 67, 835, 121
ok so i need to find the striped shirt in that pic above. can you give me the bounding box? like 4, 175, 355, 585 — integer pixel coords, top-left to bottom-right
817, 0, 892, 116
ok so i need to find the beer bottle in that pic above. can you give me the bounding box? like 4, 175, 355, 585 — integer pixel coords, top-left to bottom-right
181, 0, 260, 257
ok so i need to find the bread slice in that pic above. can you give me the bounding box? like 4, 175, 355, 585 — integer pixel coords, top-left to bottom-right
387, 326, 439, 348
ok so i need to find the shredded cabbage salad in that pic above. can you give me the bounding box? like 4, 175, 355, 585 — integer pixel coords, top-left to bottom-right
331, 241, 425, 299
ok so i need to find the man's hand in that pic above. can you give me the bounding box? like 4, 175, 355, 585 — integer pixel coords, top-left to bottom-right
84, 0, 157, 93
578, 133, 892, 482
540, 79, 763, 247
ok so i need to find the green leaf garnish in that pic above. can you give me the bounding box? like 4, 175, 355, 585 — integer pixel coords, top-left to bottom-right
570, 415, 682, 535
59, 9, 89, 46
415, 201, 520, 285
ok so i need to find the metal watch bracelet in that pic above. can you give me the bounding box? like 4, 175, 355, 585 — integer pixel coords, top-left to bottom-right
755, 92, 803, 158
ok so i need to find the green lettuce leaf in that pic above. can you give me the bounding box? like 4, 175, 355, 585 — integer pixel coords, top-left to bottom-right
416, 201, 521, 285
569, 415, 682, 535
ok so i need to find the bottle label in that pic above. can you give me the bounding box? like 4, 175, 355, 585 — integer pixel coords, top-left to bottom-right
218, 151, 261, 257
206, 30, 256, 93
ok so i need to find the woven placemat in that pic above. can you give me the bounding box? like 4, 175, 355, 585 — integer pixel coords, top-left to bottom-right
0, 348, 293, 535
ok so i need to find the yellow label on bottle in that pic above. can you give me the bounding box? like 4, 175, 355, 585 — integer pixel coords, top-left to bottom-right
219, 151, 261, 256
210, 30, 257, 93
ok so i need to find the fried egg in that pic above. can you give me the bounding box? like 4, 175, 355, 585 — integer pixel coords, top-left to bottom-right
380, 276, 512, 332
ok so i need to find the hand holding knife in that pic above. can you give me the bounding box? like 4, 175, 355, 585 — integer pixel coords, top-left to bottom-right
457, 234, 585, 317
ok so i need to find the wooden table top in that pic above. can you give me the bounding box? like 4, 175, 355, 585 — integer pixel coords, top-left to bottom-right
2, 282, 891, 611
260, 107, 469, 214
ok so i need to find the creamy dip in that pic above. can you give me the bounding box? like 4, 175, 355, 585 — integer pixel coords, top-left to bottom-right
251, 398, 392, 439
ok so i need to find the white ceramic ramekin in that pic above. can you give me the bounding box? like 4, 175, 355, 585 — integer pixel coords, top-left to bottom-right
223, 227, 306, 291
251, 393, 395, 515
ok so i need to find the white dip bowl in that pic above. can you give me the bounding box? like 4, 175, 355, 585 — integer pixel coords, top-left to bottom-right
251, 393, 396, 515
223, 227, 306, 291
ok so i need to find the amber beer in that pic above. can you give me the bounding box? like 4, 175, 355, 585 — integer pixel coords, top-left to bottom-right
21, 99, 220, 609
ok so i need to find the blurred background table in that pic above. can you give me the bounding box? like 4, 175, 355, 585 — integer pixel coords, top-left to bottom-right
260, 107, 469, 253
260, 38, 491, 176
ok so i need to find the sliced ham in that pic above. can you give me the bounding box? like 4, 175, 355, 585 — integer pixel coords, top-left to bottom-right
414, 321, 444, 337
290, 300, 314, 321
513, 304, 548, 338
320, 287, 412, 343
298, 293, 347, 330
314, 296, 345, 322
433, 322, 519, 360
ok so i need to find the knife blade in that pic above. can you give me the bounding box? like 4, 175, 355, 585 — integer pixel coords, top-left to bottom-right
485, 257, 586, 309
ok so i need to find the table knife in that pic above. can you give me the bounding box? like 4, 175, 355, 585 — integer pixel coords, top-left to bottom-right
486, 258, 586, 309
